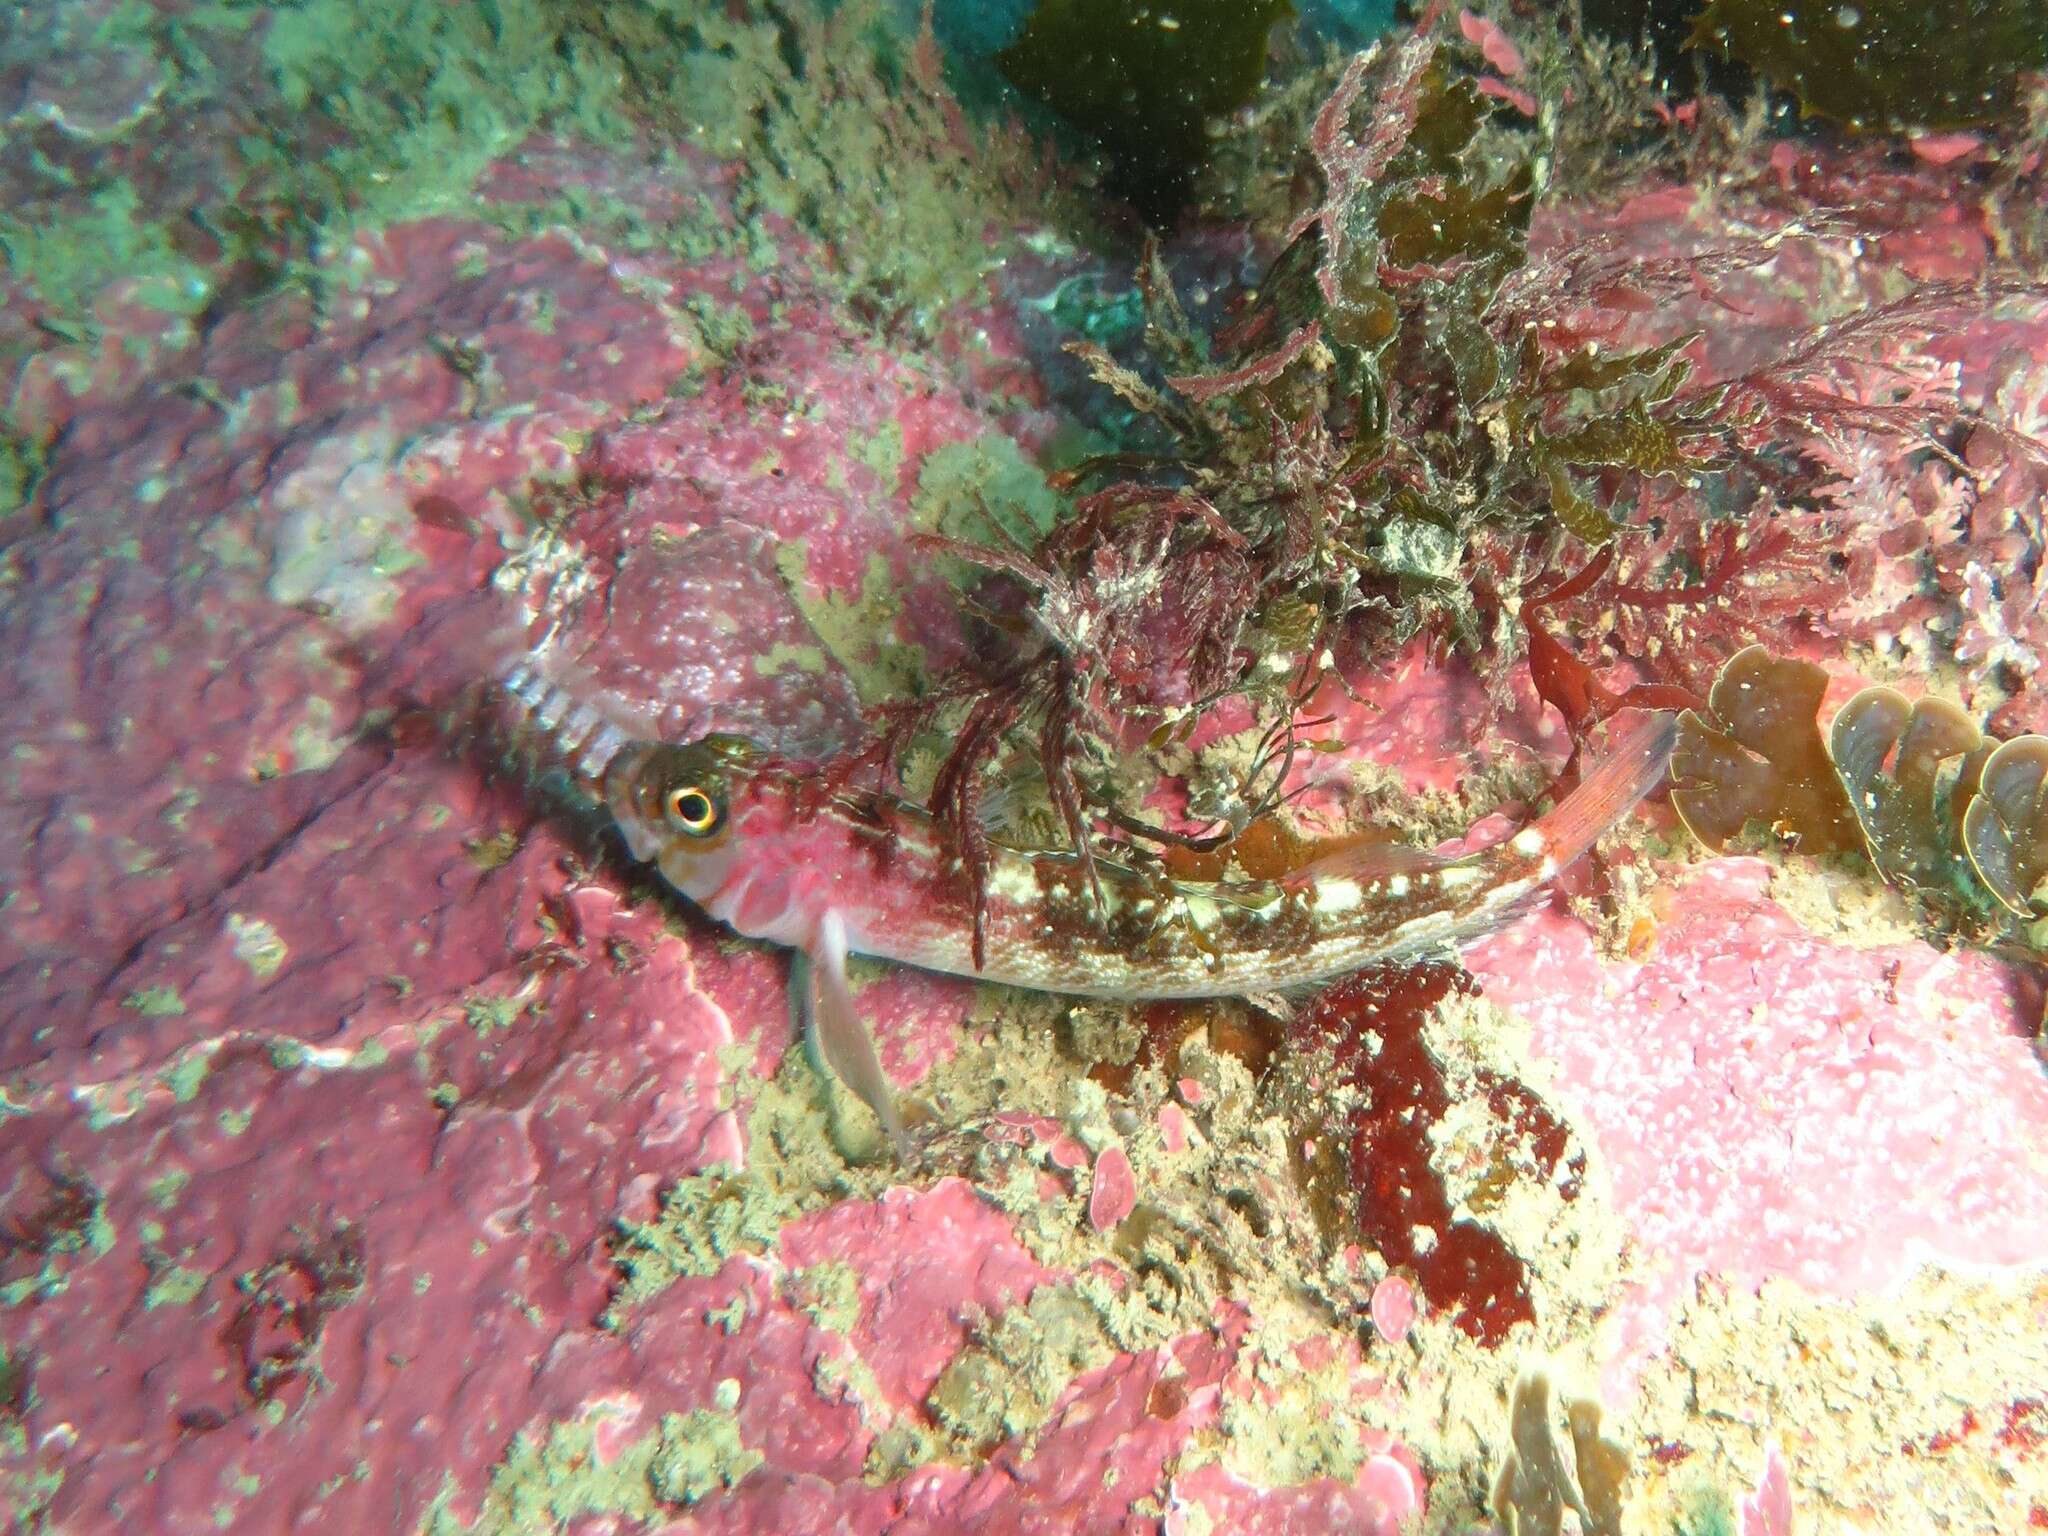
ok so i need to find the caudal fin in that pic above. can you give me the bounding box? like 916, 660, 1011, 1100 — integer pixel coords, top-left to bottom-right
1528, 713, 1678, 873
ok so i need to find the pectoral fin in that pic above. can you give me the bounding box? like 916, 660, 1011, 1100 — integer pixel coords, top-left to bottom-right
806, 911, 915, 1165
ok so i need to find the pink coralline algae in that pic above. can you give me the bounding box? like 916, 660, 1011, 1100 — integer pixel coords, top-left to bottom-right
1741, 1443, 1795, 1536
1369, 1276, 1417, 1346
1087, 1145, 1137, 1233
1471, 858, 2048, 1380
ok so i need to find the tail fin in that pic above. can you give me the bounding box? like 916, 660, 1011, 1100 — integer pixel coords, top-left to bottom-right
1439, 712, 1676, 948
1529, 713, 1678, 873
1288, 713, 1677, 889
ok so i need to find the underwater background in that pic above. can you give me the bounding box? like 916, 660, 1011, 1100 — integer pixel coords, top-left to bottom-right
3, 0, 2048, 1531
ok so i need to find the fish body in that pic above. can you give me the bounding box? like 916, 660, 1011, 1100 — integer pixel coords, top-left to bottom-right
599, 721, 1676, 998
502, 655, 1675, 1154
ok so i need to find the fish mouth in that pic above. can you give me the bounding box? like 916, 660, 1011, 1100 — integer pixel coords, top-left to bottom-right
612, 811, 662, 863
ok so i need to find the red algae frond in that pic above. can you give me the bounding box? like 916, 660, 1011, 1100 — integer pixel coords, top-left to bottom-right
1293, 964, 1550, 1347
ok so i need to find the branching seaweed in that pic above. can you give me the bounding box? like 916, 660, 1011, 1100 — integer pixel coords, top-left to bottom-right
1491, 1367, 1631, 1536
860, 9, 2047, 943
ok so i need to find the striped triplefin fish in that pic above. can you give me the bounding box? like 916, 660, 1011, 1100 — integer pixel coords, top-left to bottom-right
500, 650, 1677, 1162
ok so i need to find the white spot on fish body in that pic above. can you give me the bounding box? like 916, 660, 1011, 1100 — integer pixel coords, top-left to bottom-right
1438, 865, 1483, 890
985, 859, 1042, 905
1312, 878, 1364, 916
1511, 827, 1547, 857
1481, 878, 1534, 911
1240, 894, 1286, 923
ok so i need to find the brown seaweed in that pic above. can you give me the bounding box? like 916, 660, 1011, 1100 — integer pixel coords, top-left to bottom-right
1828, 687, 1987, 893
1670, 645, 1861, 855
1962, 737, 2048, 918
1673, 646, 2048, 948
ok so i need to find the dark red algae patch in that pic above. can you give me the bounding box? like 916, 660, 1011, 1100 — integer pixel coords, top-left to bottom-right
2000, 1399, 2047, 1456
182, 1220, 368, 1430
1293, 964, 1572, 1347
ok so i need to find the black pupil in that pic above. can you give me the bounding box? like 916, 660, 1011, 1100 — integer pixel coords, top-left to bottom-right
675, 790, 712, 826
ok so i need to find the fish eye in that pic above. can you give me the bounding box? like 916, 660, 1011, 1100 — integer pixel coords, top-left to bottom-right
664, 785, 719, 835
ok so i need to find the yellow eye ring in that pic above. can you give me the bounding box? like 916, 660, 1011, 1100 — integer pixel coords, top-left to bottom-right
665, 786, 719, 834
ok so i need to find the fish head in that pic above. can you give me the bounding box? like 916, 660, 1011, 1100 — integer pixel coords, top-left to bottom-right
604, 733, 763, 900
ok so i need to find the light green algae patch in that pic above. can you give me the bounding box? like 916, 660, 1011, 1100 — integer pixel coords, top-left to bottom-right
678, 292, 755, 359
1216, 1348, 1372, 1489
0, 1352, 62, 1530
927, 1283, 1119, 1452
285, 697, 352, 775
774, 545, 932, 707
651, 1386, 767, 1506
0, 1185, 115, 1306
143, 1263, 209, 1311
255, 0, 670, 239
121, 985, 186, 1018
0, 179, 210, 330
462, 991, 528, 1038
676, 2, 1069, 340
751, 641, 832, 679
7, 0, 667, 376
790, 1261, 863, 1334
0, 429, 50, 517
420, 1389, 763, 1536
605, 1166, 805, 1324
462, 830, 522, 872
164, 1052, 210, 1104
851, 420, 906, 488
226, 913, 289, 981
911, 434, 1064, 552
1672, 1484, 1740, 1536
7, 0, 1067, 388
